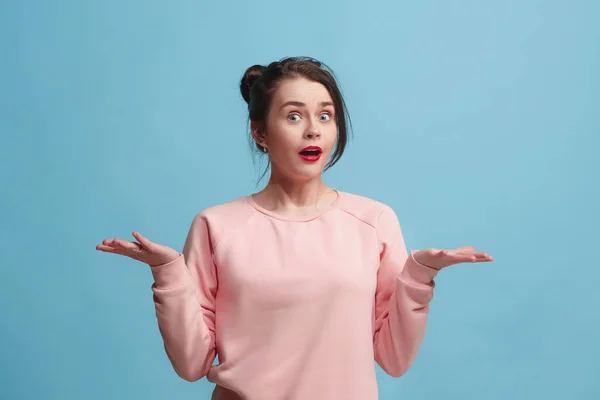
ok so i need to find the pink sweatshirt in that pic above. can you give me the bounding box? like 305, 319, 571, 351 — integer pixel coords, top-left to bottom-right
150, 191, 439, 399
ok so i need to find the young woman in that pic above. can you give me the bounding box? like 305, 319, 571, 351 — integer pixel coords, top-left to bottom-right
97, 57, 493, 400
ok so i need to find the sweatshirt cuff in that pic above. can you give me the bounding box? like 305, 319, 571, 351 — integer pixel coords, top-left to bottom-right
400, 250, 440, 286
149, 254, 190, 290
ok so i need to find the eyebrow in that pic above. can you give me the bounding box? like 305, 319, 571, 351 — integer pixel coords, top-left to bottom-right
279, 101, 334, 109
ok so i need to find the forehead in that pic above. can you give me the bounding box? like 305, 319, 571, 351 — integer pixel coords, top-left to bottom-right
272, 78, 333, 105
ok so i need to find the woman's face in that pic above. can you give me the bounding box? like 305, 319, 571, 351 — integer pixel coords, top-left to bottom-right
255, 78, 337, 182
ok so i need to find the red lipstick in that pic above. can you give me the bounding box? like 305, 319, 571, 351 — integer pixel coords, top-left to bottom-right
298, 146, 322, 162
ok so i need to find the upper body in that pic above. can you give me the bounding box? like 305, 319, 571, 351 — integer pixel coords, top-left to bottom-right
96, 56, 492, 400
150, 190, 439, 400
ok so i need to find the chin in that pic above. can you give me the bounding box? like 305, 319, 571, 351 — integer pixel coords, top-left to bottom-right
292, 165, 325, 181
273, 155, 328, 181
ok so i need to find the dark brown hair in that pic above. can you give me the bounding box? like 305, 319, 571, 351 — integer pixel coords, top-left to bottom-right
240, 56, 352, 172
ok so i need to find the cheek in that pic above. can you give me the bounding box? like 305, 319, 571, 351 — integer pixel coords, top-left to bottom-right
324, 126, 338, 149
268, 123, 300, 150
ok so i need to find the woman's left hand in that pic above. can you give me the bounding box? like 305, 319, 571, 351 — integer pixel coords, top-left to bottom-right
413, 246, 493, 270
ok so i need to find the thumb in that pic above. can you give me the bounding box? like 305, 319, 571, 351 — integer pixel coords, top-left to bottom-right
132, 232, 153, 249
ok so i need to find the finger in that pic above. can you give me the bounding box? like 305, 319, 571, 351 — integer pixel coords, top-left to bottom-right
441, 249, 476, 261
113, 238, 143, 253
132, 232, 153, 250
97, 241, 146, 259
451, 248, 493, 259
96, 244, 129, 256
476, 254, 494, 262
450, 253, 479, 263
467, 251, 493, 261
455, 246, 476, 253
96, 244, 115, 252
97, 240, 120, 251
451, 252, 493, 263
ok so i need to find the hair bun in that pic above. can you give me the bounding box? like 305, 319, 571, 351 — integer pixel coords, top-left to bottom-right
240, 65, 266, 104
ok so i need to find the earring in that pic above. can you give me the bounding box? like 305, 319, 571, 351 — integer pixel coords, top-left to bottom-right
262, 145, 268, 153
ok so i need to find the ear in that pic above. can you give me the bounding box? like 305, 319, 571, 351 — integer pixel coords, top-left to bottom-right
251, 121, 267, 147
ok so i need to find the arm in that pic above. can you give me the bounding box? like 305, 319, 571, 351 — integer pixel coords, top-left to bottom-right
149, 213, 218, 382
372, 205, 439, 378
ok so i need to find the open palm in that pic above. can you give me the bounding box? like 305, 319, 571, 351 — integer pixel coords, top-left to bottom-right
414, 246, 493, 270
96, 232, 180, 267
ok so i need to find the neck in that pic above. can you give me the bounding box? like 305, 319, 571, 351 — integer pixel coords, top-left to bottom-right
255, 172, 334, 213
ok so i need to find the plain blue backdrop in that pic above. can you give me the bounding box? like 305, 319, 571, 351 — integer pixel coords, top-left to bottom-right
2, 0, 599, 399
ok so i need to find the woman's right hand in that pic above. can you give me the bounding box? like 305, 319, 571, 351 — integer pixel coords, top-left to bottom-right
96, 232, 181, 267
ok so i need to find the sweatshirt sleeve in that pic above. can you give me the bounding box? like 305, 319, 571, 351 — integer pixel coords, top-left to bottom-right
149, 213, 218, 382
372, 205, 440, 378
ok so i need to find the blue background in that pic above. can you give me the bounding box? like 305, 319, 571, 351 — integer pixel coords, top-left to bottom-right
2, 0, 599, 399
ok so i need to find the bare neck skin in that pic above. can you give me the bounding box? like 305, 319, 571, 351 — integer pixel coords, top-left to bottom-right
252, 171, 338, 218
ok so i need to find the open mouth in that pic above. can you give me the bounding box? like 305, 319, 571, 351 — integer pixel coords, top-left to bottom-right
298, 146, 322, 162
299, 146, 322, 156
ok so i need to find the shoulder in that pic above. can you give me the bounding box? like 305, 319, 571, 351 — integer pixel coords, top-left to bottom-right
187, 196, 255, 241
338, 191, 404, 245
196, 196, 253, 220
338, 191, 398, 228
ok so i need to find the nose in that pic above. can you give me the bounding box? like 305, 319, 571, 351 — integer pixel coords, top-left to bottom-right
304, 119, 321, 139
304, 130, 321, 139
